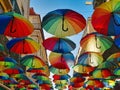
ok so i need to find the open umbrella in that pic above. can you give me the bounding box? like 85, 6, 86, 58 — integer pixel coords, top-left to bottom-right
42, 9, 86, 37
0, 56, 17, 68
53, 74, 70, 81
43, 37, 76, 53
0, 12, 33, 37
80, 32, 113, 54
92, 0, 120, 36
49, 52, 74, 67
49, 65, 70, 75
20, 55, 45, 68
6, 37, 40, 54
77, 52, 103, 67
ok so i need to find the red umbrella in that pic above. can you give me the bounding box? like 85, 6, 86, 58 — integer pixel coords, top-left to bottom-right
0, 12, 33, 37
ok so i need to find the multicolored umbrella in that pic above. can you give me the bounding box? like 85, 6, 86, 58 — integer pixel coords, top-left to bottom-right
0, 12, 33, 37
49, 65, 70, 75
3, 67, 24, 75
6, 37, 40, 54
49, 52, 74, 67
106, 52, 120, 67
73, 64, 95, 74
0, 72, 9, 80
80, 32, 113, 54
0, 56, 17, 68
77, 52, 103, 67
84, 79, 104, 88
53, 74, 70, 81
20, 55, 45, 68
92, 0, 120, 36
91, 69, 113, 79
42, 9, 86, 37
43, 37, 76, 53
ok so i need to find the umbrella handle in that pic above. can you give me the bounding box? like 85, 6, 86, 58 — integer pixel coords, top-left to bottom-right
62, 17, 68, 31
95, 35, 101, 49
10, 17, 16, 33
113, 14, 120, 26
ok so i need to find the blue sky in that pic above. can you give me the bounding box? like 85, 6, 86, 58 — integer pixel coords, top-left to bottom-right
30, 0, 94, 89
30, 0, 94, 57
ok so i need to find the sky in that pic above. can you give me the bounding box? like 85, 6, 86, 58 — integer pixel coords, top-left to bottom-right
30, 0, 94, 89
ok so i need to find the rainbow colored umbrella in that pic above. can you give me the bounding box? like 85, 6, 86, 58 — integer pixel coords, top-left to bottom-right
80, 32, 113, 54
43, 37, 76, 53
92, 0, 120, 36
3, 67, 24, 75
77, 52, 103, 67
49, 65, 70, 75
20, 55, 45, 68
42, 9, 86, 37
0, 56, 17, 68
106, 53, 120, 67
73, 64, 95, 74
49, 52, 74, 67
91, 69, 113, 79
0, 72, 9, 80
7, 37, 40, 54
53, 74, 70, 80
0, 12, 33, 37
84, 79, 104, 88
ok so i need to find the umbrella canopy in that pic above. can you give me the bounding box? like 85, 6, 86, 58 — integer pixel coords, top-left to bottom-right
49, 52, 74, 67
42, 9, 86, 37
106, 52, 120, 67
73, 64, 95, 74
20, 55, 45, 68
43, 37, 76, 53
7, 37, 40, 54
3, 67, 24, 75
84, 79, 104, 88
80, 32, 113, 54
49, 65, 70, 75
0, 12, 33, 37
0, 72, 9, 80
113, 68, 120, 76
0, 56, 17, 68
92, 0, 120, 36
53, 74, 70, 80
91, 69, 113, 79
114, 35, 120, 48
0, 43, 4, 51
77, 52, 103, 67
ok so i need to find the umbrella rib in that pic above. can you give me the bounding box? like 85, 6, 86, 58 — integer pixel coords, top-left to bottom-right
95, 35, 101, 49
10, 17, 16, 33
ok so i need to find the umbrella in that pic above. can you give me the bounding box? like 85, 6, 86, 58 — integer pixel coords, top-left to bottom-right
114, 35, 120, 48
6, 37, 40, 54
84, 79, 104, 88
77, 52, 103, 67
92, 0, 120, 36
80, 32, 113, 54
0, 72, 9, 80
0, 12, 33, 37
106, 52, 120, 67
42, 9, 86, 37
49, 65, 70, 75
43, 37, 76, 53
73, 64, 95, 74
3, 67, 24, 75
91, 69, 113, 79
20, 55, 45, 68
49, 52, 74, 67
0, 56, 17, 68
53, 74, 70, 80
